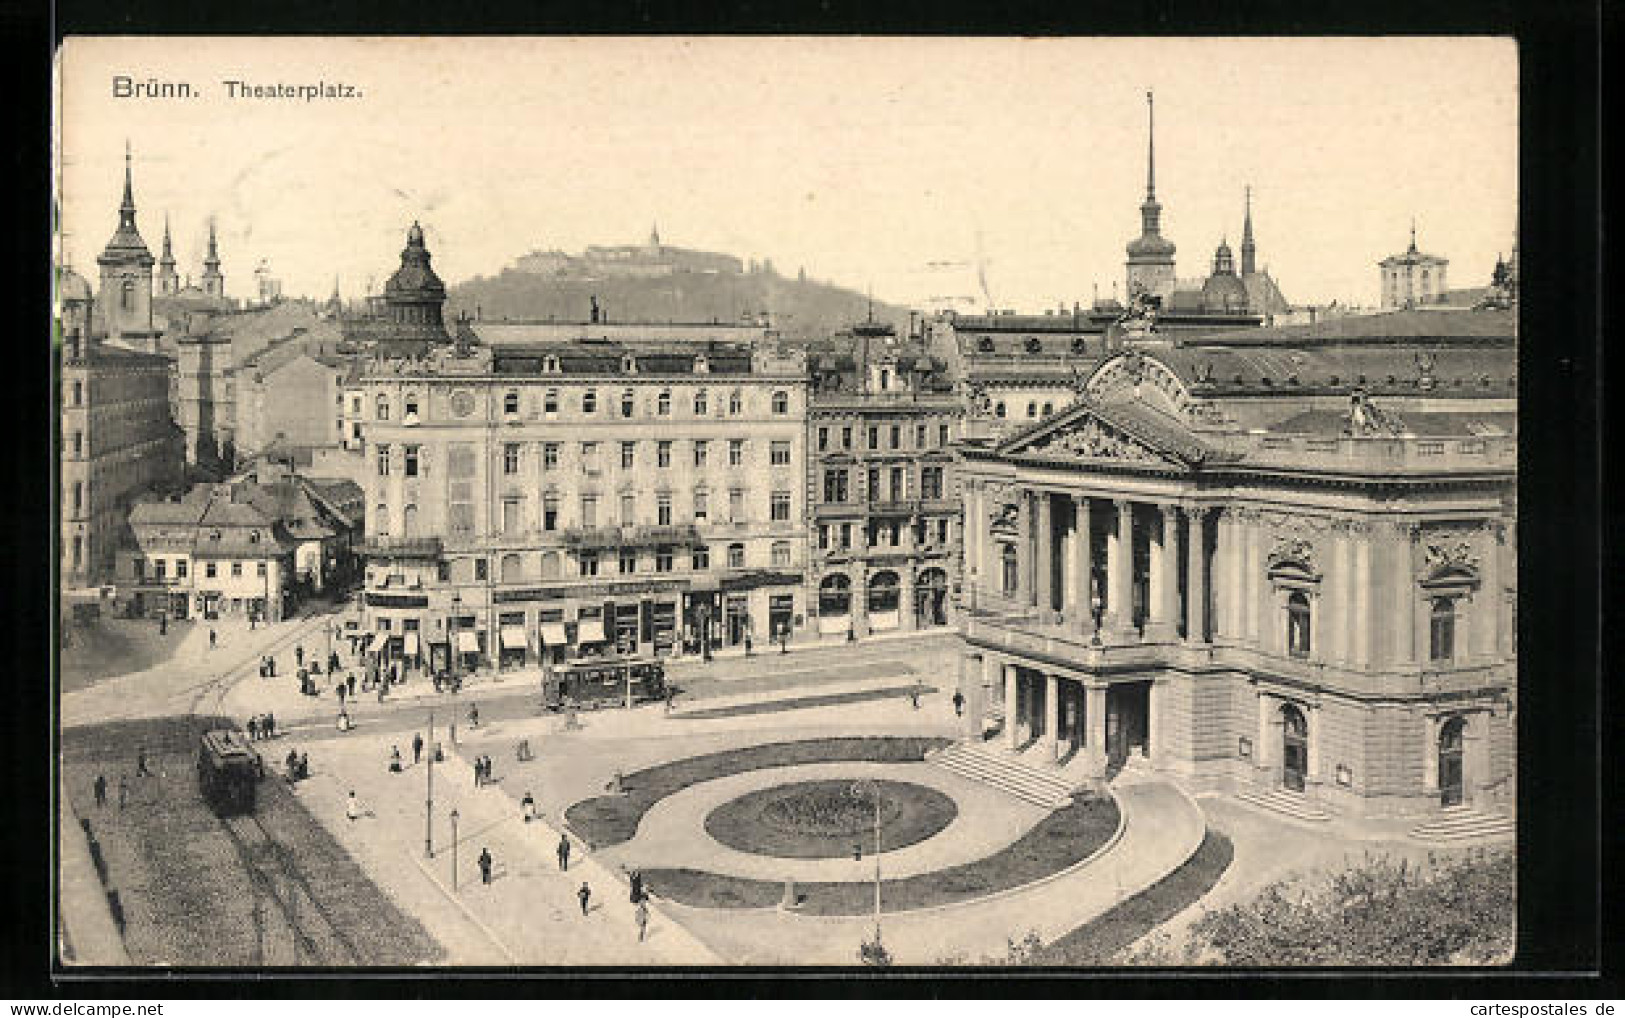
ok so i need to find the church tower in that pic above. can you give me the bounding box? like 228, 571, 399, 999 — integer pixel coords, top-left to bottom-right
201, 217, 225, 299
1240, 186, 1257, 277
157, 214, 179, 295
1124, 90, 1177, 299
95, 142, 158, 351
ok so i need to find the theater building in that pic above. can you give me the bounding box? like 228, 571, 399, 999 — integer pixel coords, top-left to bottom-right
954, 304, 1516, 822
805, 316, 963, 641
358, 313, 809, 672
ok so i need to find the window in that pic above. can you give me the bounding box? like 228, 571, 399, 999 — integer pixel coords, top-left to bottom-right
581, 442, 600, 472
582, 389, 597, 414
818, 524, 829, 549
939, 423, 949, 446
889, 466, 904, 500
176, 559, 188, 578
581, 495, 598, 527
921, 466, 943, 500
890, 425, 901, 450
841, 426, 852, 449
543, 495, 559, 531
693, 440, 708, 467
771, 490, 791, 522
620, 494, 636, 527
692, 544, 711, 571
728, 391, 743, 415
817, 427, 829, 451
375, 503, 389, 537
729, 489, 744, 522
206, 562, 218, 579
693, 490, 709, 522
771, 390, 789, 415
620, 442, 636, 469
995, 402, 1006, 418
621, 389, 636, 418
655, 546, 674, 573
501, 552, 523, 582
823, 469, 849, 503
475, 558, 489, 581
543, 443, 559, 470
579, 551, 599, 577
729, 439, 744, 467
727, 543, 746, 569
72, 381, 83, 405
1287, 592, 1312, 658
404, 445, 420, 477
867, 426, 879, 451
693, 390, 708, 415
770, 441, 791, 466
71, 482, 82, 514
618, 548, 637, 575
351, 396, 362, 414
121, 279, 134, 310
916, 424, 927, 448
402, 504, 418, 537
771, 541, 792, 567
1001, 545, 1018, 594
1430, 597, 1457, 662
376, 394, 389, 420
504, 391, 520, 415
656, 493, 673, 526
657, 441, 672, 469
504, 443, 520, 475
1042, 402, 1054, 416
1026, 402, 1038, 418
839, 523, 852, 549
376, 444, 391, 476
154, 559, 166, 580
71, 431, 82, 456
657, 390, 671, 416
544, 389, 559, 416
867, 467, 881, 502
256, 562, 266, 577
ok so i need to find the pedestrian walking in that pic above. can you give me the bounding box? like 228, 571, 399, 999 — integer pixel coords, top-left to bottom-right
347, 674, 356, 699
577, 881, 591, 916
472, 756, 482, 787
346, 790, 359, 822
634, 899, 650, 942
468, 703, 480, 728
478, 848, 493, 885
268, 655, 277, 677
412, 732, 423, 765
629, 869, 644, 904
952, 690, 965, 717
208, 628, 217, 650
744, 632, 753, 657
664, 687, 675, 714
337, 682, 348, 704
329, 651, 340, 674
117, 775, 128, 810
247, 716, 259, 741
389, 746, 403, 773
296, 646, 305, 667
135, 748, 150, 777
298, 752, 310, 780
93, 774, 107, 808
557, 834, 572, 871
910, 685, 920, 710
265, 713, 275, 739
521, 791, 535, 822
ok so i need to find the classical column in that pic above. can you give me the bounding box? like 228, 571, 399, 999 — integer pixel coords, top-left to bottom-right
1331, 527, 1353, 665
900, 568, 916, 631
1255, 691, 1273, 778
1244, 516, 1261, 644
1390, 526, 1416, 666
1084, 683, 1108, 775
1465, 712, 1491, 806
1146, 680, 1163, 763
1146, 504, 1178, 641
1421, 713, 1440, 796
1073, 495, 1094, 635
979, 653, 999, 741
1473, 525, 1500, 659
1106, 499, 1134, 636
1186, 507, 1209, 643
1035, 491, 1053, 615
1354, 534, 1373, 669
1015, 492, 1032, 607
1004, 661, 1020, 749
1045, 672, 1060, 761
964, 480, 980, 586
1306, 704, 1323, 787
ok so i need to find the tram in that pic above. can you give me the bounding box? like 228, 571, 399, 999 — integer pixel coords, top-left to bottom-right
542, 658, 667, 711
197, 728, 261, 816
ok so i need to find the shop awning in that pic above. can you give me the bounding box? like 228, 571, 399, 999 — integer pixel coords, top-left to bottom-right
576, 618, 607, 644
456, 631, 480, 654
403, 634, 420, 656
539, 622, 568, 646
500, 626, 527, 650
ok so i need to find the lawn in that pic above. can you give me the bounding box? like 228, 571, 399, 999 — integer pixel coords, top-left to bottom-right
1033, 828, 1235, 965
704, 778, 958, 859
564, 735, 952, 849
641, 792, 1120, 916
59, 617, 196, 693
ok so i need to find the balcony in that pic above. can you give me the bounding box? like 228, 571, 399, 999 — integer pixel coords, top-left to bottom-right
562, 524, 702, 550
356, 536, 443, 559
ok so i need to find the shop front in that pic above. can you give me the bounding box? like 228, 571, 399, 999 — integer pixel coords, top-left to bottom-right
498, 611, 529, 669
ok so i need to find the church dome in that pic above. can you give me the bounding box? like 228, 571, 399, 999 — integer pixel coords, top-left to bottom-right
385, 221, 446, 298
1201, 270, 1249, 313
58, 266, 92, 303
1126, 232, 1177, 260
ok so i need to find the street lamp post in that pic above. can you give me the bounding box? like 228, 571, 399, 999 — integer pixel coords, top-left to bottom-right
450, 593, 462, 689
449, 808, 460, 891
424, 709, 435, 859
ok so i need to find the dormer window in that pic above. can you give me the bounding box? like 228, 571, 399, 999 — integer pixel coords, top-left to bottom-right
249, 530, 261, 544
542, 355, 561, 374
694, 354, 710, 374
621, 354, 638, 374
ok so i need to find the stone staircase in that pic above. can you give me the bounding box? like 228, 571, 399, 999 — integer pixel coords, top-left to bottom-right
1235, 786, 1333, 823
927, 742, 1077, 809
1408, 805, 1515, 843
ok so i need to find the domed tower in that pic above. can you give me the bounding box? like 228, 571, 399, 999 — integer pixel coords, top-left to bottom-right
1124, 90, 1177, 299
95, 143, 159, 350
381, 220, 451, 350
1201, 236, 1249, 312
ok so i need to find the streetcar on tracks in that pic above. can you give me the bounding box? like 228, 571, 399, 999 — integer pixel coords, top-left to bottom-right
541, 658, 667, 711
197, 728, 261, 816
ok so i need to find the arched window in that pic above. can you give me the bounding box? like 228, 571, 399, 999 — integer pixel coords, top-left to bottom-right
819, 574, 852, 615
1281, 703, 1309, 792
1438, 716, 1466, 806
539, 551, 561, 580
727, 543, 746, 569
376, 394, 390, 421
1287, 591, 1311, 658
657, 390, 671, 416
1430, 597, 1457, 662
504, 391, 520, 415
621, 389, 636, 418
1001, 544, 1019, 595
867, 571, 900, 613
501, 553, 523, 583
771, 391, 789, 415
693, 389, 708, 415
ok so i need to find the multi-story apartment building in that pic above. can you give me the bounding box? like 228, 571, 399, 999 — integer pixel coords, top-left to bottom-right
358, 332, 809, 672
806, 316, 963, 640
953, 305, 1517, 823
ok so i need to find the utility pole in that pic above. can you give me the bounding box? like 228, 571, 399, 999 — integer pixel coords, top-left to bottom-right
425, 709, 434, 858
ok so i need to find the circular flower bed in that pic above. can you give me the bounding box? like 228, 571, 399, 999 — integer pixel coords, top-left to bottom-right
705, 778, 957, 859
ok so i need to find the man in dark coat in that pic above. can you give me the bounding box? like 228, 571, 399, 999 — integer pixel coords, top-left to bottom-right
557, 834, 571, 871
93, 774, 107, 808
577, 881, 591, 916
412, 732, 424, 765
478, 848, 493, 885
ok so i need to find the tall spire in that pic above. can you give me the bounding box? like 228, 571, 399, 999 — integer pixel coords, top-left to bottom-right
161, 214, 174, 261
1409, 217, 1418, 253
1240, 185, 1257, 276
205, 217, 220, 267
120, 141, 135, 218
100, 141, 151, 264
1145, 89, 1156, 201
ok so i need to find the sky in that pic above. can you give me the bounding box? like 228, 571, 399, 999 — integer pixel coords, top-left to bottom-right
56, 36, 1517, 311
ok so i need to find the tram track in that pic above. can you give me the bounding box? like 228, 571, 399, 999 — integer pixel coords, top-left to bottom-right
218, 809, 364, 965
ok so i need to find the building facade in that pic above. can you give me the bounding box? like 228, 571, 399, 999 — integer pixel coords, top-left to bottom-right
954, 306, 1516, 822
1379, 225, 1451, 310
806, 318, 963, 640
358, 334, 809, 673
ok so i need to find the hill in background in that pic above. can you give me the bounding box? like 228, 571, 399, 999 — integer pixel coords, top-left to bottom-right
447, 262, 912, 342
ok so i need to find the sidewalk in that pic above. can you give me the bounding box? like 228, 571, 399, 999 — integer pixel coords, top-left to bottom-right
663, 629, 957, 682
288, 729, 720, 965
55, 774, 131, 966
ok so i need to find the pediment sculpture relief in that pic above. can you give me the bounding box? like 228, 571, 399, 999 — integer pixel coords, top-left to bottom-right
1423, 540, 1479, 573
1267, 536, 1317, 573
1033, 417, 1164, 464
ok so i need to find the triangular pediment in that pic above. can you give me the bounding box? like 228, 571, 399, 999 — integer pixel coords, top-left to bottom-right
996, 397, 1208, 470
